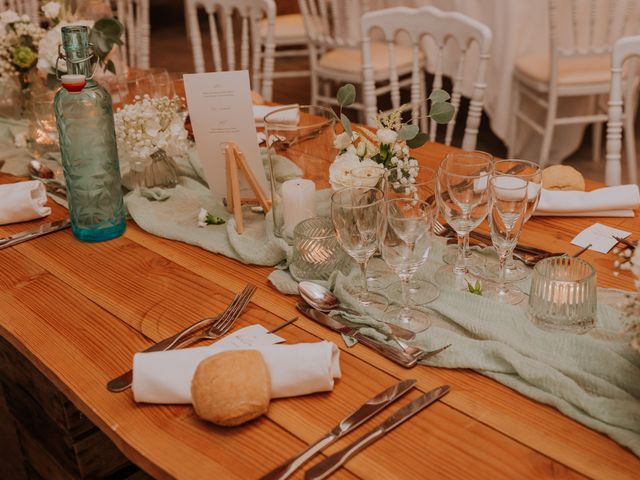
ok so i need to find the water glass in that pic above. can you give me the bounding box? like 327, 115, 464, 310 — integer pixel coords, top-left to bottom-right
529, 256, 597, 333
290, 217, 347, 282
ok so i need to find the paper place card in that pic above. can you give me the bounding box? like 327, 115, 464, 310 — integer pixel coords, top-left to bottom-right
571, 223, 631, 253
212, 324, 285, 349
183, 71, 270, 198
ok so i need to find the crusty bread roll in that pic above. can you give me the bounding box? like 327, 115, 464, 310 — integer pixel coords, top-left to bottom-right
191, 350, 271, 427
541, 165, 585, 191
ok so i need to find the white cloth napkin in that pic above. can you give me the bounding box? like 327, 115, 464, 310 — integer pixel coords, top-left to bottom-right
0, 180, 51, 225
253, 104, 299, 127
132, 325, 341, 404
534, 184, 640, 217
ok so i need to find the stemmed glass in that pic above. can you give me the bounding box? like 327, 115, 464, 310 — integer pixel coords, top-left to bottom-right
380, 199, 434, 333
331, 187, 388, 310
435, 152, 492, 290
484, 175, 529, 304
484, 159, 542, 282
441, 151, 494, 268
384, 165, 439, 304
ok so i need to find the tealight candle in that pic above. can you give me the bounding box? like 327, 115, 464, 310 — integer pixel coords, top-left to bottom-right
281, 179, 317, 238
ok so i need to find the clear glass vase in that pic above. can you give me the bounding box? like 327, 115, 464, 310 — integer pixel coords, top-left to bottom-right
123, 149, 179, 189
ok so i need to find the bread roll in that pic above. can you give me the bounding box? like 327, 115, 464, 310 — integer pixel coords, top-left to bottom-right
541, 165, 585, 191
191, 350, 271, 427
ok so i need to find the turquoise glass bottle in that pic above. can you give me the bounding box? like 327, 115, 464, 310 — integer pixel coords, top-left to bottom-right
54, 25, 126, 242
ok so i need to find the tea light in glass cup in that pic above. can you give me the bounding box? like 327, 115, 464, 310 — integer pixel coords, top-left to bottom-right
281, 178, 317, 239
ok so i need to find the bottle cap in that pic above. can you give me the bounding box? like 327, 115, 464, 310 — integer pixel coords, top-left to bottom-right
61, 74, 86, 92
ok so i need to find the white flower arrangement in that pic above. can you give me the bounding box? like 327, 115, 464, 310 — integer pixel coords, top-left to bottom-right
0, 12, 45, 81
114, 95, 190, 162
42, 1, 62, 21
327, 84, 454, 194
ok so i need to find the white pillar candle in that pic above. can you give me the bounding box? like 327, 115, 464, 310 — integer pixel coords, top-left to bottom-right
282, 178, 317, 238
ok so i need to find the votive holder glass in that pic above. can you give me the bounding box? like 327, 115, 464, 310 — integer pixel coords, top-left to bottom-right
528, 256, 597, 334
290, 217, 347, 282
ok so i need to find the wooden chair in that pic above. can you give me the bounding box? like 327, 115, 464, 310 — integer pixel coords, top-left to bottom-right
114, 0, 151, 69
1, 0, 39, 21
185, 0, 276, 101
361, 6, 492, 150
298, 0, 417, 117
606, 35, 640, 185
510, 0, 640, 166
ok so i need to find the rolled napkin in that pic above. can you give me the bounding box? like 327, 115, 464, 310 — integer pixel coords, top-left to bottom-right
0, 180, 51, 225
534, 184, 640, 217
132, 327, 341, 404
253, 104, 299, 127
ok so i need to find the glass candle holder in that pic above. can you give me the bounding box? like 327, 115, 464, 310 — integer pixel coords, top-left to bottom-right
528, 256, 597, 334
290, 217, 347, 282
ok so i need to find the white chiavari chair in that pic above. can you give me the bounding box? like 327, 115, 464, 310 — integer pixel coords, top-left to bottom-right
606, 35, 640, 185
114, 0, 151, 69
510, 0, 640, 166
361, 6, 492, 150
1, 0, 39, 21
260, 11, 308, 80
185, 0, 276, 101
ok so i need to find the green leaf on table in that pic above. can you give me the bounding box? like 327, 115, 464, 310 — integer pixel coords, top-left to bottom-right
429, 101, 455, 124
466, 279, 482, 295
429, 89, 451, 103
340, 113, 352, 137
206, 213, 225, 225
406, 132, 429, 149
337, 84, 356, 107
397, 124, 419, 141
105, 59, 116, 74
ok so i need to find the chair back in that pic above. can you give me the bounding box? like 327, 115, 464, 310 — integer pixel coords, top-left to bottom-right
185, 0, 276, 101
548, 0, 640, 81
1, 0, 39, 21
297, 0, 363, 50
361, 6, 492, 151
114, 0, 151, 69
606, 34, 640, 185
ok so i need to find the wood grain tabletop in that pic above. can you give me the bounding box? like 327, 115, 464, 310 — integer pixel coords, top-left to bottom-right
0, 140, 638, 479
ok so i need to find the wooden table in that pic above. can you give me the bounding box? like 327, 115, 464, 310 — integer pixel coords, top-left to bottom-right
0, 141, 639, 479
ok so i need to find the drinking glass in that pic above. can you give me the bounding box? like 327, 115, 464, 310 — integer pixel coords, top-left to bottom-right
148, 68, 174, 98
440, 151, 494, 268
384, 165, 439, 304
290, 217, 348, 282
380, 199, 433, 333
435, 152, 492, 290
484, 175, 528, 304
331, 187, 388, 310
484, 159, 542, 282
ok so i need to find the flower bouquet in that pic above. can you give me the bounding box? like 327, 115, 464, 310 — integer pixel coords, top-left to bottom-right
114, 94, 190, 189
328, 84, 454, 194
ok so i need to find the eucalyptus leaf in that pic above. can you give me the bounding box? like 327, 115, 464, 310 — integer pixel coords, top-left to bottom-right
429, 101, 455, 124
429, 89, 451, 103
397, 124, 419, 141
336, 84, 356, 108
92, 18, 124, 45
105, 59, 116, 74
406, 132, 429, 149
340, 113, 352, 137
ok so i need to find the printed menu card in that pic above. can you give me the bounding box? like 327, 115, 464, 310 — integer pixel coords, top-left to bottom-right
183, 71, 269, 198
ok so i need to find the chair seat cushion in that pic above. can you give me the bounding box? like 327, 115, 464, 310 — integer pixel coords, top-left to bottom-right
318, 42, 417, 75
515, 53, 611, 86
260, 14, 306, 42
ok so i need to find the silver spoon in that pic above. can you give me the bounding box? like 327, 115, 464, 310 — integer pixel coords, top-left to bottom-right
28, 160, 67, 198
298, 281, 415, 342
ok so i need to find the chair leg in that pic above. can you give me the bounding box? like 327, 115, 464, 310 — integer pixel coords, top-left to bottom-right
507, 81, 521, 158
624, 87, 638, 184
539, 92, 558, 167
591, 95, 602, 163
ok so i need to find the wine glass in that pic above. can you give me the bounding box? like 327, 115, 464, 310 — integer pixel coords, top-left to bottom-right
484, 175, 529, 304
440, 151, 493, 268
384, 165, 439, 305
484, 159, 542, 282
331, 187, 388, 310
435, 152, 492, 290
380, 199, 434, 333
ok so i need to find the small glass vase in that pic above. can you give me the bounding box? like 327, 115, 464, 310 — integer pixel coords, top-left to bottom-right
124, 149, 179, 189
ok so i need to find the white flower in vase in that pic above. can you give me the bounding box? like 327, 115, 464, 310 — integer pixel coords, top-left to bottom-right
376, 127, 397, 145
350, 158, 384, 188
329, 151, 361, 190
333, 131, 352, 151
0, 10, 21, 25
42, 1, 62, 20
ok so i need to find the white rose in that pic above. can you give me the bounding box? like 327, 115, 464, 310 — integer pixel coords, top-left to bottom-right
42, 2, 61, 20
0, 11, 21, 24
329, 152, 360, 190
197, 208, 208, 227
333, 131, 352, 151
377, 128, 397, 145
351, 159, 384, 188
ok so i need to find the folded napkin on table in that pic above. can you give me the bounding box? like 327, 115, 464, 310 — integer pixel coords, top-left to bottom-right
0, 180, 51, 225
132, 325, 341, 404
253, 104, 299, 127
534, 184, 640, 217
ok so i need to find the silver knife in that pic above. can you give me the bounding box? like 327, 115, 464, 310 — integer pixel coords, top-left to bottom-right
305, 385, 450, 480
261, 379, 416, 480
0, 218, 71, 250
